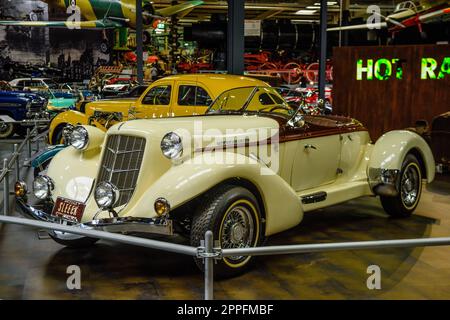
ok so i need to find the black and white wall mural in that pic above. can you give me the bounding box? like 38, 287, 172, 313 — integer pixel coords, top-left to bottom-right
0, 0, 111, 81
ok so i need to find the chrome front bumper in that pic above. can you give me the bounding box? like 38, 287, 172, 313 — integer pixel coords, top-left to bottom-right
16, 198, 173, 236
368, 168, 401, 197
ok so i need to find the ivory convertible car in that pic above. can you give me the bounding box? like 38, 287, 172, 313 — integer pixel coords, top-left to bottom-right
15, 86, 435, 277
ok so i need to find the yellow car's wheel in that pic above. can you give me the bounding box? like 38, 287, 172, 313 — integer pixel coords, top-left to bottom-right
191, 185, 263, 278
380, 154, 422, 218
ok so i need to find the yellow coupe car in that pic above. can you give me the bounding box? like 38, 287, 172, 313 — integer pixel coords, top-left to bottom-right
48, 74, 268, 144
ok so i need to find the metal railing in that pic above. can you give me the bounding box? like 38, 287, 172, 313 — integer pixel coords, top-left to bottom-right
1, 214, 450, 300
0, 131, 449, 300
0, 123, 45, 215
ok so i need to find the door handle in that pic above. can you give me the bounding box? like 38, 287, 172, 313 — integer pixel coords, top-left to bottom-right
304, 144, 317, 150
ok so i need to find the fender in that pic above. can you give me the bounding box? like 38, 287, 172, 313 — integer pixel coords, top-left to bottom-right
48, 110, 89, 144
368, 130, 435, 194
44, 126, 106, 223
47, 144, 102, 206
126, 152, 304, 236
31, 144, 66, 169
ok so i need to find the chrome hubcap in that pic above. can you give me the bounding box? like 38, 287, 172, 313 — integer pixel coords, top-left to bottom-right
0, 121, 9, 133
401, 165, 420, 207
221, 205, 255, 261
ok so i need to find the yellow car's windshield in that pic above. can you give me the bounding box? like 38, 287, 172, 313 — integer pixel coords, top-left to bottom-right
207, 86, 293, 116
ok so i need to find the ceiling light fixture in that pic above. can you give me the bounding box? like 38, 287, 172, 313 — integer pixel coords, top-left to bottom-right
295, 9, 317, 15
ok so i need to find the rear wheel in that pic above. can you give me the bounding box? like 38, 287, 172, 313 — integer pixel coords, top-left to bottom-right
0, 120, 14, 139
190, 185, 263, 278
380, 154, 422, 218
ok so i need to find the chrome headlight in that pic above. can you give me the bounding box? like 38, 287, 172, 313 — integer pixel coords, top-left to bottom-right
69, 126, 89, 150
33, 176, 54, 200
161, 132, 183, 159
94, 181, 119, 210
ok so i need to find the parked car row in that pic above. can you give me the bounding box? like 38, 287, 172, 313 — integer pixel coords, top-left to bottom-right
0, 89, 48, 138
12, 74, 436, 278
0, 78, 100, 138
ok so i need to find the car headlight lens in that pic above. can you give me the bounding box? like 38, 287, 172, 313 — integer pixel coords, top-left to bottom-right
69, 126, 89, 150
161, 132, 183, 159
33, 176, 54, 200
95, 181, 119, 210
154, 198, 170, 217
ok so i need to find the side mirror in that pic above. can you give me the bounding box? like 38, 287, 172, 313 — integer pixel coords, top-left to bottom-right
287, 113, 305, 128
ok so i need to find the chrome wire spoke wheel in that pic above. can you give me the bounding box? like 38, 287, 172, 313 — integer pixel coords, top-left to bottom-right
220, 204, 255, 262
191, 186, 262, 276
400, 164, 420, 208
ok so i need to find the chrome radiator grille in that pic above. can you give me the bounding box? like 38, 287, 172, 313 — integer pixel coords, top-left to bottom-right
97, 135, 146, 207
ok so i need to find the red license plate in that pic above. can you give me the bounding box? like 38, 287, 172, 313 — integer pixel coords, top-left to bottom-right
51, 197, 86, 223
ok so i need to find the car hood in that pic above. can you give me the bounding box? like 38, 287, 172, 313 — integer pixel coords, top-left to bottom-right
108, 114, 281, 149
49, 98, 77, 108
0, 90, 39, 100
84, 98, 138, 115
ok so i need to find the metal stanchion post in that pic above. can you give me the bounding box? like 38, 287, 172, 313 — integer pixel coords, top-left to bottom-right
14, 144, 19, 181
3, 158, 9, 215
204, 230, 214, 300
27, 128, 32, 160
35, 124, 40, 152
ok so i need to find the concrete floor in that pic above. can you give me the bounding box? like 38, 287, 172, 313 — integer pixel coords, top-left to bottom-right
0, 140, 449, 300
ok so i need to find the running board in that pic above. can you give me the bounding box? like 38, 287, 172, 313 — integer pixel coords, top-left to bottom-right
301, 191, 327, 204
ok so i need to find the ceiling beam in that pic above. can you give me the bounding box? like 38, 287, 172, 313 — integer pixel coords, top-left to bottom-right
254, 10, 284, 20
178, 7, 194, 18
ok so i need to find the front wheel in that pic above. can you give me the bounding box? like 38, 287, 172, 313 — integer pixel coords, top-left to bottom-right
190, 185, 263, 278
380, 154, 422, 218
99, 40, 110, 54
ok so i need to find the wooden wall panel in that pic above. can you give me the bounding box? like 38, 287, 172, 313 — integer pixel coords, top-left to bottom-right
333, 44, 450, 140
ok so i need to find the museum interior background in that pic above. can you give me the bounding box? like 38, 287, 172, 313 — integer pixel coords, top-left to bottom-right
0, 0, 449, 300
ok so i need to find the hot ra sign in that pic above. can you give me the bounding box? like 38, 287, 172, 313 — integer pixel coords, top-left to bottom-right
356, 57, 450, 80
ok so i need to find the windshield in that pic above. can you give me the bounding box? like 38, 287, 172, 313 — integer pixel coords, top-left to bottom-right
45, 79, 59, 89
207, 86, 293, 116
